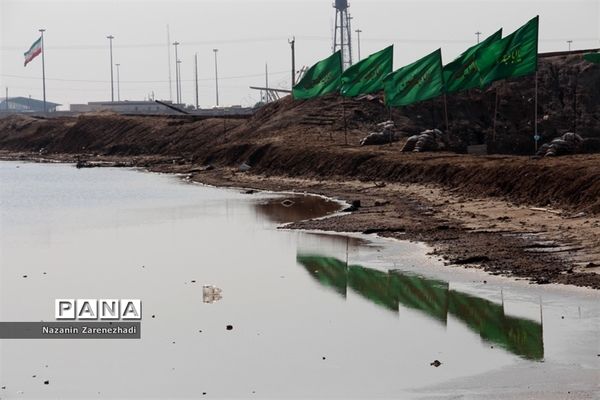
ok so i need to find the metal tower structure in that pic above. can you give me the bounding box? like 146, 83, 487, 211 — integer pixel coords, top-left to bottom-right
333, 0, 353, 70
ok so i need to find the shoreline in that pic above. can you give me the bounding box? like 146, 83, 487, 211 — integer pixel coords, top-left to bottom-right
2, 152, 599, 290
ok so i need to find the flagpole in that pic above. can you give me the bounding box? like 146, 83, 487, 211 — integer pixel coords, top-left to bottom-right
534, 71, 539, 153
492, 87, 500, 142
443, 94, 449, 133
388, 106, 393, 146
342, 98, 348, 145
573, 72, 578, 133
39, 29, 46, 113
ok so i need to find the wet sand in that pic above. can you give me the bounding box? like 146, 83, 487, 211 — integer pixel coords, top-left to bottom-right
180, 166, 600, 289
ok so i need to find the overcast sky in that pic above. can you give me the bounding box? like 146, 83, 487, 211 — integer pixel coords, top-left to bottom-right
1, 0, 598, 109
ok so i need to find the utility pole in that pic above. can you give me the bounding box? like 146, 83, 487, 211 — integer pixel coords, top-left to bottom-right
213, 48, 219, 107
340, 11, 344, 68
5, 87, 8, 111
567, 40, 573, 51
115, 63, 121, 101
107, 35, 114, 102
355, 29, 362, 60
288, 37, 296, 87
194, 53, 199, 109
39, 29, 47, 113
173, 41, 180, 104
347, 15, 353, 66
177, 59, 182, 105
475, 31, 482, 44
265, 63, 269, 103
167, 25, 173, 102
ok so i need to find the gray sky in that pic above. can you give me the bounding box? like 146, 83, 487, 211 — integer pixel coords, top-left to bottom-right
1, 0, 598, 109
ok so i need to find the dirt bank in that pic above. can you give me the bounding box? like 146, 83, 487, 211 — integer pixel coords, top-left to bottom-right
0, 52, 598, 288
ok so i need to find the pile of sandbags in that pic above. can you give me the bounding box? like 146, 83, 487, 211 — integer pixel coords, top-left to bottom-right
536, 132, 583, 157
360, 120, 398, 146
401, 129, 446, 152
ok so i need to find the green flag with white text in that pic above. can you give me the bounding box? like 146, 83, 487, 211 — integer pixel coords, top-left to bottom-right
443, 29, 502, 93
383, 49, 444, 107
478, 16, 539, 86
341, 45, 393, 97
292, 51, 343, 100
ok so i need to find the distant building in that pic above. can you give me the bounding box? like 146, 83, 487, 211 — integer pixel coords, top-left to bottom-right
0, 97, 61, 113
68, 100, 255, 117
69, 100, 180, 114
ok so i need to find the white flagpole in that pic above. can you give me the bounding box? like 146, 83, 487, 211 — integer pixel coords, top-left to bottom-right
534, 71, 539, 152
39, 29, 47, 113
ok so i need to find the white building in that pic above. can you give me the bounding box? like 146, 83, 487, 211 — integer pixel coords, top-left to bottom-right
69, 100, 181, 114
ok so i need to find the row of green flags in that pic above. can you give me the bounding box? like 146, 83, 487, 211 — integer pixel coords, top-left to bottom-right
292, 16, 540, 107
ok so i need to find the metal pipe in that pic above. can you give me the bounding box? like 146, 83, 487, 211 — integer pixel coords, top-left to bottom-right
213, 48, 219, 106
107, 35, 114, 102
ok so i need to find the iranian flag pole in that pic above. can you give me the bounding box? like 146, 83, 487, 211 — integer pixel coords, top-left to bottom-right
39, 29, 47, 113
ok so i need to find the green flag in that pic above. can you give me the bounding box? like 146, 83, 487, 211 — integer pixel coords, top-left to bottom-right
583, 52, 600, 64
340, 45, 393, 97
443, 29, 503, 93
478, 16, 539, 86
292, 51, 342, 100
383, 48, 444, 107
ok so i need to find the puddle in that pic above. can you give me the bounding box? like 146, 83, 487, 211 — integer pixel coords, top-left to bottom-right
253, 193, 343, 223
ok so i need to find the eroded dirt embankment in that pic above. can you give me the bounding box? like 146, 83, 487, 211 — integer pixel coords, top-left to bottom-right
1, 111, 599, 214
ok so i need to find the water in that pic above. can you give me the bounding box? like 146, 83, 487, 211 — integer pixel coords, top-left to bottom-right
0, 161, 598, 399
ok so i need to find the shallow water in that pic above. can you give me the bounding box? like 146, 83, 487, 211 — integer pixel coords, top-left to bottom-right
0, 161, 598, 399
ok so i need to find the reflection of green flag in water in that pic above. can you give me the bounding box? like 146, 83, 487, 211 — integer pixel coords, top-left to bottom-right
388, 272, 449, 323
296, 254, 544, 360
583, 52, 600, 64
383, 49, 444, 106
443, 29, 502, 93
447, 290, 544, 360
341, 45, 393, 97
478, 16, 539, 86
348, 265, 397, 311
296, 255, 347, 297
292, 51, 343, 100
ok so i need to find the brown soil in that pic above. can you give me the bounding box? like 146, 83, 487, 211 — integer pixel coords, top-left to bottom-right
0, 52, 598, 288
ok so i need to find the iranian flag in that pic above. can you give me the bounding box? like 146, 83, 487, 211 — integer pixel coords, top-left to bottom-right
24, 36, 42, 67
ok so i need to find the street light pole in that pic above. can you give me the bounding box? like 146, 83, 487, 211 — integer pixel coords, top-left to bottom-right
288, 37, 296, 87
213, 48, 219, 107
194, 53, 199, 109
107, 35, 115, 102
177, 59, 182, 105
115, 63, 121, 101
355, 29, 362, 61
173, 41, 180, 104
